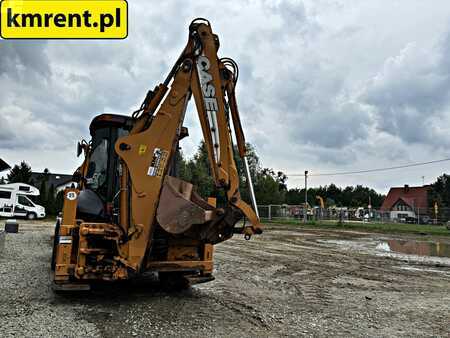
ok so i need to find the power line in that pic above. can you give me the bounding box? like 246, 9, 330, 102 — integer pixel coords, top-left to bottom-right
288, 158, 450, 177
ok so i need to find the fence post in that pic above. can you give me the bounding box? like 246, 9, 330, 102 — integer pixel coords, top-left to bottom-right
268, 205, 271, 221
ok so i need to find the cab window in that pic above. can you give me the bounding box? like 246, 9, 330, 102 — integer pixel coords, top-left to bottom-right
86, 138, 109, 197
18, 195, 35, 207
0, 191, 12, 199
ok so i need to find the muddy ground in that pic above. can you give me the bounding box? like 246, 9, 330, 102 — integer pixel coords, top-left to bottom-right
0, 221, 449, 337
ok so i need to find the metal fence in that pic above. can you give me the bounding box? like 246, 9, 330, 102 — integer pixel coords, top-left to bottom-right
257, 205, 450, 225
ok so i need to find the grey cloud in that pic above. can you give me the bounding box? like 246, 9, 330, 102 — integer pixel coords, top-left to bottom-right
362, 32, 450, 147
0, 121, 14, 142
2, 0, 450, 192
0, 2, 198, 156
271, 0, 307, 28
0, 42, 50, 79
298, 104, 370, 148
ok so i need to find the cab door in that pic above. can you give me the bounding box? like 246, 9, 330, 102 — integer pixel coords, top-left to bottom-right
14, 195, 34, 217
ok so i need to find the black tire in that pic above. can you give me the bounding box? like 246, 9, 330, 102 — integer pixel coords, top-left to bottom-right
159, 272, 190, 291
51, 218, 61, 271
26, 212, 37, 220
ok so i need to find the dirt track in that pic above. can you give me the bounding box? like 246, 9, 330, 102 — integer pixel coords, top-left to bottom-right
0, 221, 449, 337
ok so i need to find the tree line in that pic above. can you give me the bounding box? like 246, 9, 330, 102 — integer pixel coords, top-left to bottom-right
176, 142, 385, 208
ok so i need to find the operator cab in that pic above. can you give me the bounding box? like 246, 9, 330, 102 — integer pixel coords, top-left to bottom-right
76, 114, 133, 221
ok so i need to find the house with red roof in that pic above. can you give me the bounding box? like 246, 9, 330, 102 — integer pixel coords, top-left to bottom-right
380, 185, 429, 221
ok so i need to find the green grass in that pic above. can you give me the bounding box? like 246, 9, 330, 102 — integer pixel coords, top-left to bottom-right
265, 219, 450, 237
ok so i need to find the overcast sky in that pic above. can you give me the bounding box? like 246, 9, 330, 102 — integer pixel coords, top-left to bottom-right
1, 0, 450, 193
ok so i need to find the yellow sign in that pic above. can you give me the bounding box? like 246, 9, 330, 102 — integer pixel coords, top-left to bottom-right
138, 144, 147, 156
0, 0, 128, 39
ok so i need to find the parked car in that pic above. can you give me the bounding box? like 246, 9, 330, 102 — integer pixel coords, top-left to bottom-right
405, 215, 433, 225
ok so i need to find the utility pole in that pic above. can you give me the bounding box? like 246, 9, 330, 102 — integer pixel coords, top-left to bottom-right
419, 177, 424, 223
413, 200, 419, 225
304, 170, 308, 223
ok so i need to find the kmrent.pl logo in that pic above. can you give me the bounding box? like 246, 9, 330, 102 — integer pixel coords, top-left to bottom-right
0, 0, 128, 39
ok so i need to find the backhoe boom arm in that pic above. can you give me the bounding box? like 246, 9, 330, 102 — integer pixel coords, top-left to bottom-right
114, 19, 262, 270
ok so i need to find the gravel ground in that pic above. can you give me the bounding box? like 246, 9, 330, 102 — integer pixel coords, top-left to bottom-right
0, 220, 449, 337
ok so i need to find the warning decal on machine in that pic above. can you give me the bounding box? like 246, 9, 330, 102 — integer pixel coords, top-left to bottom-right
147, 148, 168, 177
138, 144, 147, 156
59, 236, 72, 244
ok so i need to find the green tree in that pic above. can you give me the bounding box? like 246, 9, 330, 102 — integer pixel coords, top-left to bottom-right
286, 188, 302, 204
38, 179, 47, 208
341, 186, 354, 206
7, 161, 32, 183
233, 145, 287, 205
233, 143, 261, 204
429, 174, 450, 206
175, 150, 191, 182
428, 174, 450, 221
253, 168, 286, 205
33, 168, 51, 211
176, 142, 218, 201
285, 184, 384, 208
189, 142, 216, 199
176, 141, 287, 205
326, 184, 342, 204
47, 184, 56, 215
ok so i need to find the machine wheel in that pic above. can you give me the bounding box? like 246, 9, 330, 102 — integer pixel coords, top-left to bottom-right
26, 212, 37, 220
159, 272, 190, 291
51, 218, 61, 271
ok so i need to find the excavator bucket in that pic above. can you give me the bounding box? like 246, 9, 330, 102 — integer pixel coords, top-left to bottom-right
156, 176, 216, 235
156, 176, 244, 244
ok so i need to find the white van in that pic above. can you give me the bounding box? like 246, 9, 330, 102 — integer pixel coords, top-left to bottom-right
0, 183, 46, 219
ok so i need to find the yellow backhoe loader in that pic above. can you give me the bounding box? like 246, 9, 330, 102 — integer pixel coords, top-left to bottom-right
51, 18, 262, 291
